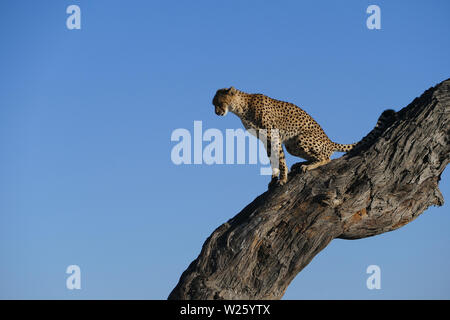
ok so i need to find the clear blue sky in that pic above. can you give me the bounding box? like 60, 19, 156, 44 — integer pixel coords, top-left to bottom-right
1, 0, 449, 299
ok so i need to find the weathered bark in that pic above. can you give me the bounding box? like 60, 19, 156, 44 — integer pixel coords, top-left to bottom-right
168, 79, 450, 300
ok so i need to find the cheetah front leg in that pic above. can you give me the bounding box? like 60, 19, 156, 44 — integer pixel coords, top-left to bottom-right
266, 138, 288, 188
274, 147, 288, 186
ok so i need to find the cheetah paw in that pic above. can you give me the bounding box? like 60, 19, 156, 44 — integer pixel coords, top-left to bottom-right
268, 178, 278, 189
291, 161, 310, 173
268, 178, 287, 189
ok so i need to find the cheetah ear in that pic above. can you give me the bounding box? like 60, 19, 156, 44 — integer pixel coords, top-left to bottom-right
229, 86, 237, 95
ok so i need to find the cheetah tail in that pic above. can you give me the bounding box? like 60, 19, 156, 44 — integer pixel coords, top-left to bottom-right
332, 142, 356, 152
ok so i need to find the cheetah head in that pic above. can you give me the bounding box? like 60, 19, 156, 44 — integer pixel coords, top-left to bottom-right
212, 86, 237, 116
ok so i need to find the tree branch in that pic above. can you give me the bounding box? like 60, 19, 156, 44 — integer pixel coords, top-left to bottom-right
168, 79, 450, 300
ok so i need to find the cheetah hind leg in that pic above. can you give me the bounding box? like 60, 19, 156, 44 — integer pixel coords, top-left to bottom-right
291, 161, 311, 173
300, 159, 331, 172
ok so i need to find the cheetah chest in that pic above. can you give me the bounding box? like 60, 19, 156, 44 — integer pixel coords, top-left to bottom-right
241, 119, 260, 135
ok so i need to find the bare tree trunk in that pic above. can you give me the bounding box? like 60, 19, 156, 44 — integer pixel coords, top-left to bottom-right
168, 79, 450, 300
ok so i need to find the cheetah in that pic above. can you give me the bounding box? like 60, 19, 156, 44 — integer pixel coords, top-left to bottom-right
212, 86, 396, 188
